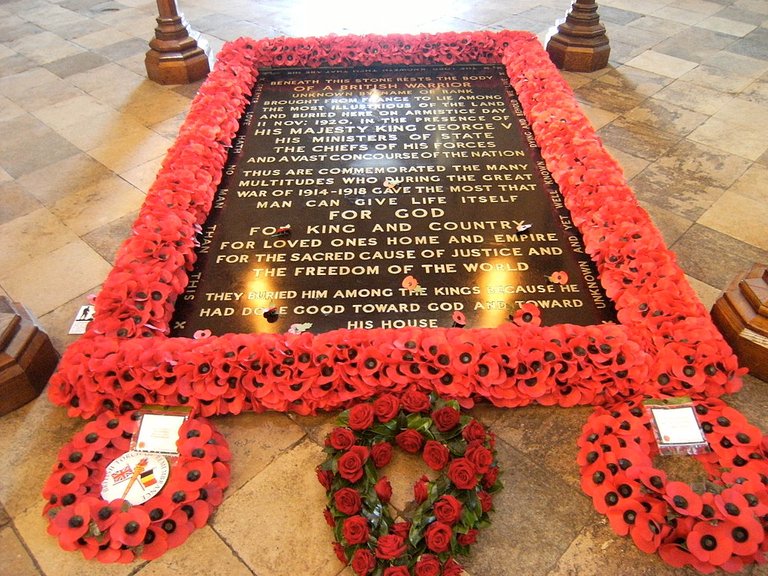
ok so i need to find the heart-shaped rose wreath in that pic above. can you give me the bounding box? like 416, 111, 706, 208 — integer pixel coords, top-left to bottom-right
317, 389, 502, 575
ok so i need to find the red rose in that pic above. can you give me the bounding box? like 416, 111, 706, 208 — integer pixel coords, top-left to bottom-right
317, 467, 333, 490
391, 521, 411, 539
333, 487, 362, 515
373, 395, 400, 422
374, 477, 392, 503
333, 541, 347, 564
376, 533, 407, 560
462, 420, 486, 442
338, 446, 369, 483
482, 466, 499, 489
343, 515, 369, 545
383, 567, 409, 576
371, 442, 393, 468
431, 406, 460, 432
348, 403, 374, 431
434, 494, 462, 525
458, 528, 478, 546
425, 521, 453, 553
323, 507, 335, 527
443, 558, 464, 576
448, 458, 478, 490
401, 388, 430, 413
465, 442, 493, 474
415, 554, 441, 576
422, 440, 450, 471
351, 548, 375, 575
395, 429, 424, 453
328, 427, 356, 450
414, 475, 429, 503
478, 490, 493, 513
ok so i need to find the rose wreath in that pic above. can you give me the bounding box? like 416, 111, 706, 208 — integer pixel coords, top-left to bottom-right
578, 397, 768, 574
316, 389, 502, 576
43, 410, 231, 562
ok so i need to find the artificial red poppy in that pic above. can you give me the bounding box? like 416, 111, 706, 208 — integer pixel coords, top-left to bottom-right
686, 521, 734, 566
50, 500, 91, 544
664, 481, 704, 517
110, 507, 150, 547
140, 527, 170, 560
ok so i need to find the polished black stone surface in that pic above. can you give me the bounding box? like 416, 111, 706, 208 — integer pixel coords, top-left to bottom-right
171, 64, 616, 335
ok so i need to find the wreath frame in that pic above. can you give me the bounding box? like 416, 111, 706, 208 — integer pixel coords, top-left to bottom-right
43, 410, 231, 562
577, 397, 768, 573
317, 389, 502, 576
45, 30, 744, 419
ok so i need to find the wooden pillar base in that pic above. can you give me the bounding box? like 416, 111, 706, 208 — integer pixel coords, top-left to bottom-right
145, 1, 211, 85
0, 298, 59, 416
546, 0, 610, 72
711, 264, 768, 382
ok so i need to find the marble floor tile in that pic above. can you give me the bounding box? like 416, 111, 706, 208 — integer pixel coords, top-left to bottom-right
31, 93, 114, 131
688, 116, 768, 161
49, 173, 145, 235
213, 412, 307, 493
43, 50, 111, 78
38, 288, 99, 354
87, 127, 173, 173
0, 240, 112, 317
0, 182, 43, 226
548, 521, 682, 576
16, 153, 115, 206
132, 527, 253, 576
214, 439, 342, 576
629, 138, 751, 219
624, 50, 699, 78
671, 223, 768, 288
685, 274, 723, 310
653, 26, 737, 63
652, 79, 735, 115
9, 30, 85, 65
0, 207, 79, 273
71, 27, 132, 50
696, 14, 758, 35
636, 200, 693, 245
698, 189, 768, 250
623, 98, 709, 137
597, 117, 681, 162
0, 525, 42, 576
0, 115, 81, 178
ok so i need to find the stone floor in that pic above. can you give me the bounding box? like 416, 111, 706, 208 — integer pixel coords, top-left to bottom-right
1, 0, 767, 574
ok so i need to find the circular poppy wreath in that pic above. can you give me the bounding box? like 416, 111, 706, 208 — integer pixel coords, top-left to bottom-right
578, 397, 768, 573
42, 410, 231, 562
316, 388, 502, 576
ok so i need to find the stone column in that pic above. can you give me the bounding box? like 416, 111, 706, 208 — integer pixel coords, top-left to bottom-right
145, 0, 211, 85
546, 0, 610, 72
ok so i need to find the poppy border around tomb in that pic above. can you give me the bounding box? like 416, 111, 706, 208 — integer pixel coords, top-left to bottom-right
48, 30, 745, 418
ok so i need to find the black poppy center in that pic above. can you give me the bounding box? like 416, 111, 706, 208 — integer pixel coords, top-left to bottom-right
124, 521, 140, 535
700, 535, 717, 551
672, 495, 688, 509
732, 527, 749, 543
68, 515, 85, 529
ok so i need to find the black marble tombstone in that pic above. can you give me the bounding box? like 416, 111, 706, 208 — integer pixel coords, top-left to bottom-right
171, 64, 615, 335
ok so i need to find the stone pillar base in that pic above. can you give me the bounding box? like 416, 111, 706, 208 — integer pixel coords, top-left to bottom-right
711, 264, 768, 382
0, 298, 59, 416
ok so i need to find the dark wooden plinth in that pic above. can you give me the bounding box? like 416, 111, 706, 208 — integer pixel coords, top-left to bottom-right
145, 0, 211, 85
711, 264, 768, 382
0, 298, 59, 416
546, 0, 610, 72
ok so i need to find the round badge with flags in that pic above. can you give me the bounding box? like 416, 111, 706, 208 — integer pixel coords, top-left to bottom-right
101, 450, 169, 505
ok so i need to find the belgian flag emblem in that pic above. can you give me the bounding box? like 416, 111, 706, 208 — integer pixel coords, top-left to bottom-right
139, 469, 157, 488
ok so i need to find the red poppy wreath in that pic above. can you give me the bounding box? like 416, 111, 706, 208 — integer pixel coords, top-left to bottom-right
316, 389, 502, 576
43, 410, 231, 562
578, 397, 768, 574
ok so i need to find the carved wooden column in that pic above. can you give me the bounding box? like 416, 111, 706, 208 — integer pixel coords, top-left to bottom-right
0, 298, 59, 416
712, 264, 768, 382
546, 0, 610, 72
145, 0, 211, 85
